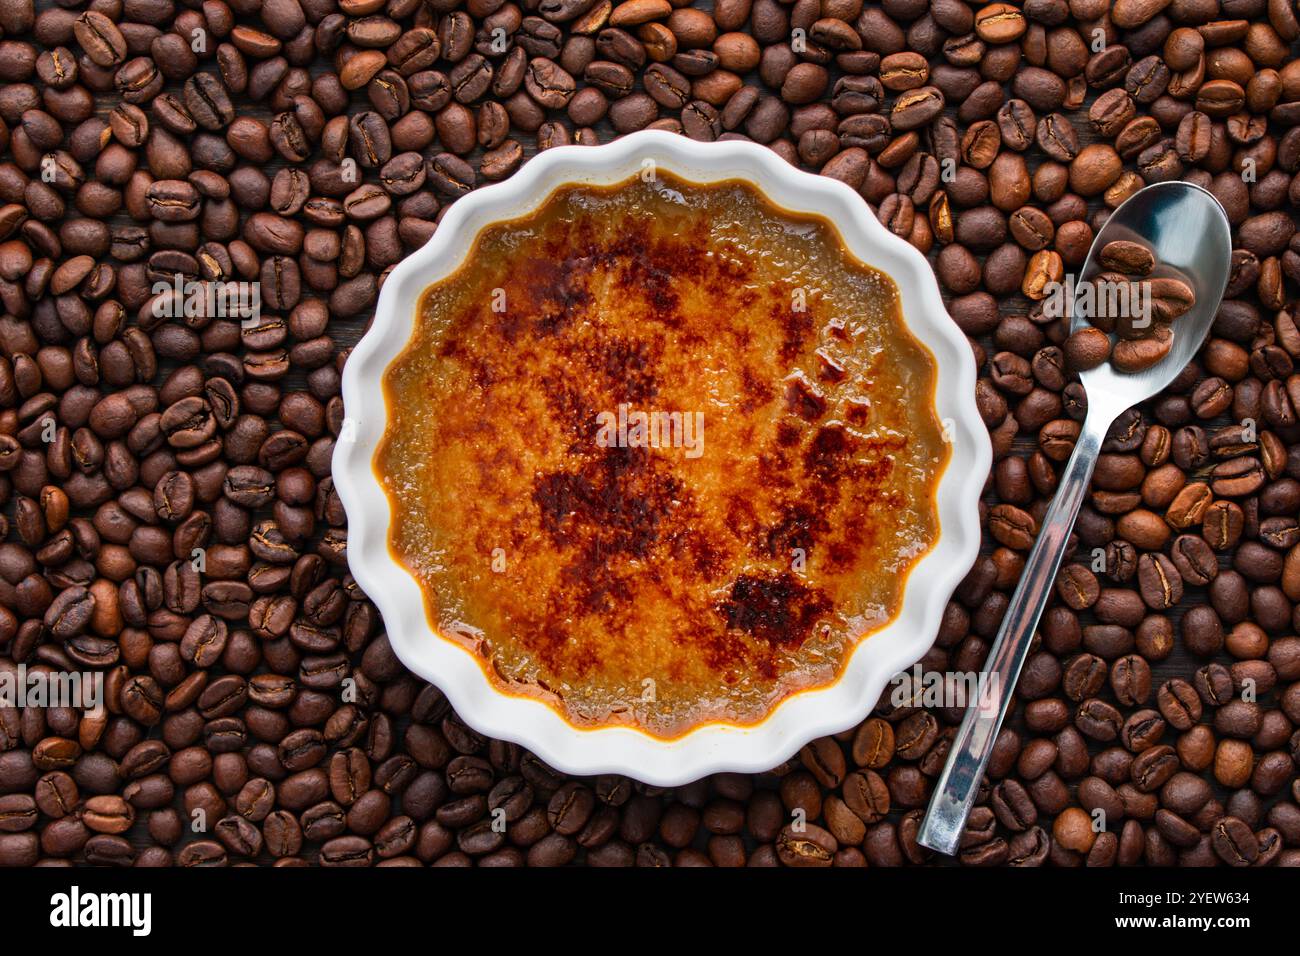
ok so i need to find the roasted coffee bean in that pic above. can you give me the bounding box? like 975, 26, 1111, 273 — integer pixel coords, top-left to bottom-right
1113, 326, 1174, 373
1137, 553, 1183, 610
1099, 240, 1155, 276
1063, 328, 1111, 371
891, 87, 944, 131
775, 822, 836, 867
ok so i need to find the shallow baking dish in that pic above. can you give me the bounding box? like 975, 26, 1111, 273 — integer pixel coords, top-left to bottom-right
333, 130, 990, 785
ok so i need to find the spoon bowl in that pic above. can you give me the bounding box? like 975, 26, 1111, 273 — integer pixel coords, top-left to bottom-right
1074, 181, 1233, 423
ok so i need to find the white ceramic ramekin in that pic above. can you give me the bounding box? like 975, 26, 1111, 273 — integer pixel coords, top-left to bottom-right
333, 130, 990, 786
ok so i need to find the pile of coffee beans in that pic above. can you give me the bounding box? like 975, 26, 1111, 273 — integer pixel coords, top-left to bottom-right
0, 0, 1298, 867
1063, 237, 1198, 371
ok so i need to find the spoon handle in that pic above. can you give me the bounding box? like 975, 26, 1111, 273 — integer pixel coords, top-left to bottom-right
917, 410, 1110, 856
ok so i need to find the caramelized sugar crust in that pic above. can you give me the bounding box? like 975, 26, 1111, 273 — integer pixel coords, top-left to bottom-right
376, 173, 947, 738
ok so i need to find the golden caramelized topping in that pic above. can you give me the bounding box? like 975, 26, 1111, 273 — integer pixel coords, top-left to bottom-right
376, 172, 947, 738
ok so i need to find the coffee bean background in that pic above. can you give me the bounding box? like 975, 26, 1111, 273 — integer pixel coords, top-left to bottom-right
0, 0, 1298, 868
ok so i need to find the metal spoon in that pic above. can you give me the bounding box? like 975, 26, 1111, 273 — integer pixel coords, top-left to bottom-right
916, 181, 1232, 856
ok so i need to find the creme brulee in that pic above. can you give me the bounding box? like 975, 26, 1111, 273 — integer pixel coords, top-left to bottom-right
375, 172, 948, 739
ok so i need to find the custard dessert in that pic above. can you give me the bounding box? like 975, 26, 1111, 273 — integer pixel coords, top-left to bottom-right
375, 171, 947, 739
